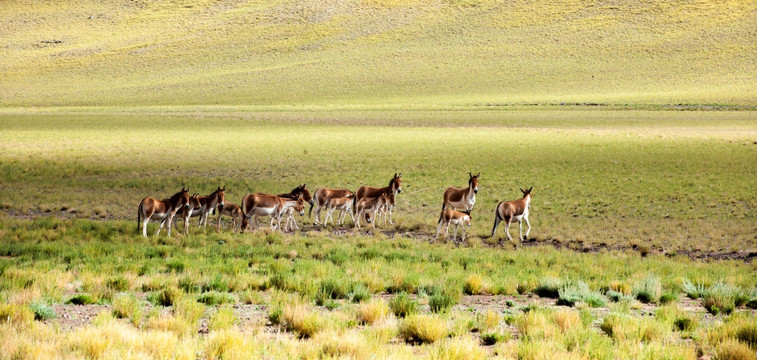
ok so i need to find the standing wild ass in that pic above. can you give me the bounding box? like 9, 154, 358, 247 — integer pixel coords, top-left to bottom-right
323, 194, 356, 226
435, 208, 472, 243
137, 187, 191, 237
175, 186, 226, 230
442, 173, 479, 212
216, 202, 243, 231
355, 173, 402, 224
355, 192, 391, 230
490, 187, 533, 245
310, 188, 354, 226
240, 185, 312, 231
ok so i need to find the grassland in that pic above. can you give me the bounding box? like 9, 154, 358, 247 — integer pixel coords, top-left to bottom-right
1, 109, 755, 253
1, 108, 756, 358
1, 0, 756, 107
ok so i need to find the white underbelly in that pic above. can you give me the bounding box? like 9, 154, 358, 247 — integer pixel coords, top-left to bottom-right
252, 207, 276, 216
512, 215, 523, 222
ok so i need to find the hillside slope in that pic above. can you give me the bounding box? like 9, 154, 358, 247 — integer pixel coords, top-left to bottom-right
1, 0, 755, 107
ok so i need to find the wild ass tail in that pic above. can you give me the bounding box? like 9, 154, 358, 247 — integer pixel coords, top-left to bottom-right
308, 192, 317, 218
352, 195, 357, 215
137, 201, 143, 232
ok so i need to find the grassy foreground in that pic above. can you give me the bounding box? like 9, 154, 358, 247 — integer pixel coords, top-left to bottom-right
1, 109, 755, 252
1, 217, 756, 359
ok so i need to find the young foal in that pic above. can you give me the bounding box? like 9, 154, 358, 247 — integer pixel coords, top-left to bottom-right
283, 197, 306, 232
310, 188, 354, 226
355, 173, 402, 224
137, 187, 191, 237
490, 187, 533, 245
435, 209, 472, 243
173, 186, 226, 231
323, 194, 356, 226
240, 185, 312, 231
216, 202, 243, 231
354, 192, 390, 230
181, 194, 202, 235
442, 173, 479, 212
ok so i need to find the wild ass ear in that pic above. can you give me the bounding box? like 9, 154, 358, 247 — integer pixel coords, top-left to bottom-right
528, 186, 533, 193
476, 172, 480, 178
222, 186, 226, 191
469, 172, 472, 178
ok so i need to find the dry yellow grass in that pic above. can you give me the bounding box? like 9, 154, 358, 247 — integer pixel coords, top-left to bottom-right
1, 0, 755, 107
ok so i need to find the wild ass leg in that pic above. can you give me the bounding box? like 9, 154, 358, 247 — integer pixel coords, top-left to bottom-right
445, 222, 451, 241
156, 219, 166, 236
524, 215, 531, 240
142, 217, 151, 238
388, 207, 394, 225
504, 218, 513, 242
434, 220, 444, 242
453, 224, 459, 243
325, 208, 334, 225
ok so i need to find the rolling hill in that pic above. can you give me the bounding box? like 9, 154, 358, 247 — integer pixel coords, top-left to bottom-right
1, 0, 755, 107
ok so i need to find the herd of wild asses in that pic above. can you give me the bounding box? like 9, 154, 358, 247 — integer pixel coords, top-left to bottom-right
138, 173, 533, 244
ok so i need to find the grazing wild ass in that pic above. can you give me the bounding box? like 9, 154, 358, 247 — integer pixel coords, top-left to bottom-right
323, 194, 356, 226
355, 173, 402, 224
355, 192, 391, 230
283, 197, 306, 232
240, 185, 312, 231
137, 187, 191, 237
435, 209, 472, 243
216, 202, 243, 231
490, 187, 533, 245
442, 173, 479, 212
310, 188, 354, 226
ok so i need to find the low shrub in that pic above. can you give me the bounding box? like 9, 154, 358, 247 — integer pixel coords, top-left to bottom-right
320, 279, 349, 300
356, 299, 389, 325
481, 332, 506, 346
150, 287, 182, 307
197, 291, 236, 306
681, 278, 706, 299
736, 323, 757, 350
659, 292, 679, 305
633, 275, 661, 304
66, 294, 97, 305
429, 291, 457, 314
557, 281, 606, 308
703, 282, 738, 315
282, 304, 324, 338
112, 294, 142, 326
464, 274, 485, 295
106, 276, 129, 291
389, 293, 417, 318
398, 314, 447, 344
30, 302, 56, 321
534, 277, 562, 298
716, 339, 756, 360
350, 283, 372, 303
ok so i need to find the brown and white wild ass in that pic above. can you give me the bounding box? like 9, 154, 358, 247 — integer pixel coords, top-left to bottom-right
490, 187, 532, 245
310, 188, 354, 226
442, 173, 479, 212
435, 209, 472, 243
216, 202, 243, 231
323, 194, 356, 226
174, 186, 226, 229
180, 194, 203, 235
240, 185, 312, 232
355, 173, 402, 224
354, 192, 391, 230
375, 191, 396, 226
283, 197, 306, 232
137, 187, 191, 237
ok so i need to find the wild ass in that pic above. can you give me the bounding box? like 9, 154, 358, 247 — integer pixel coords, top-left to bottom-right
216, 202, 243, 231
442, 173, 479, 212
240, 185, 312, 231
174, 186, 226, 230
323, 194, 356, 226
282, 197, 306, 232
180, 194, 202, 235
310, 188, 354, 226
435, 209, 472, 243
137, 187, 191, 237
354, 192, 391, 230
355, 173, 402, 224
490, 187, 533, 245
375, 191, 396, 226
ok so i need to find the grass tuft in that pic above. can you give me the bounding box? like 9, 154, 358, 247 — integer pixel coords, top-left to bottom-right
633, 275, 661, 304
398, 314, 448, 344
389, 293, 417, 318
356, 299, 389, 325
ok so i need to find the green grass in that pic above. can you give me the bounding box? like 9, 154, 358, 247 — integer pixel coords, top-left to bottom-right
1, 1, 756, 107
1, 110, 755, 253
